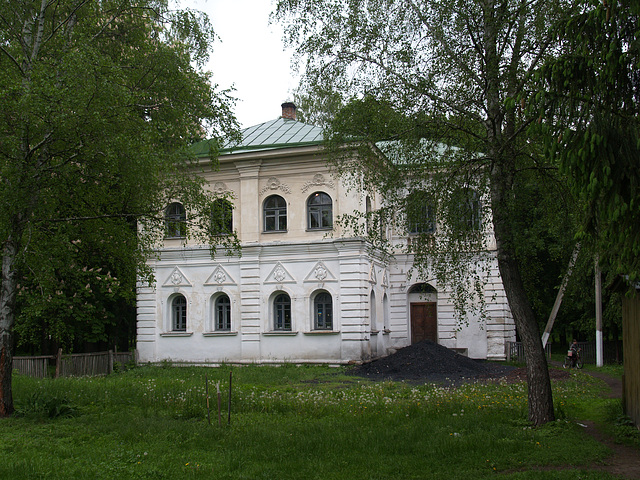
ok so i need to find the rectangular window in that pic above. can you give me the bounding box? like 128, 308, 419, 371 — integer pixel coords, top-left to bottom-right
215, 296, 231, 331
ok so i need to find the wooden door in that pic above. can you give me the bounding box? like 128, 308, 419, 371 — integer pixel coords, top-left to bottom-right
411, 302, 437, 344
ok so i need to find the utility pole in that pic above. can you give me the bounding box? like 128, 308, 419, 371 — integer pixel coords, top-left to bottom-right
595, 255, 603, 367
542, 244, 580, 348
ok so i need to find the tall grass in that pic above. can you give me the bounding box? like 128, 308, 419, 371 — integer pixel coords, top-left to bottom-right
0, 365, 623, 479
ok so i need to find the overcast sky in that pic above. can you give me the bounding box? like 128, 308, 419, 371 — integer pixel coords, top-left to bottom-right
178, 0, 298, 129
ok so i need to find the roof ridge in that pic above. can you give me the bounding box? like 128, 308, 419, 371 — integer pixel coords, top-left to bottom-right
192, 117, 324, 157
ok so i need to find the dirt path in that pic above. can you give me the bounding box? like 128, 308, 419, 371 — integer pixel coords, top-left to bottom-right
574, 367, 640, 480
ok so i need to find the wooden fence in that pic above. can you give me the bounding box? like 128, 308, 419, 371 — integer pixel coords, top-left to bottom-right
13, 350, 136, 378
621, 285, 640, 428
13, 356, 51, 378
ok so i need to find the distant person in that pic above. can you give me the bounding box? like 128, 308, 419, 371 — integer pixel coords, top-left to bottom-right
569, 339, 580, 367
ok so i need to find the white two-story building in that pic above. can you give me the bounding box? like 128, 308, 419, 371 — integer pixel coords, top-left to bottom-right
136, 103, 515, 364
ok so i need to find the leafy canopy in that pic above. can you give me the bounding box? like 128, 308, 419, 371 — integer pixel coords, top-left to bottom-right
0, 0, 240, 351
536, 0, 640, 277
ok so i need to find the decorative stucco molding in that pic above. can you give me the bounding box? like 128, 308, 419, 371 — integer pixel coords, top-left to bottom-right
204, 265, 237, 286
160, 332, 193, 337
264, 262, 296, 284
304, 261, 337, 283
368, 263, 378, 285
161, 267, 192, 288
212, 181, 228, 194
260, 177, 291, 196
381, 269, 389, 288
301, 173, 335, 193
203, 331, 238, 337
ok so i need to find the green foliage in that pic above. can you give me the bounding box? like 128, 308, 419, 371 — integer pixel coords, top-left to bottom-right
0, 0, 241, 355
536, 0, 640, 277
14, 225, 137, 352
15, 391, 78, 419
274, 0, 585, 337
613, 413, 640, 446
510, 173, 578, 332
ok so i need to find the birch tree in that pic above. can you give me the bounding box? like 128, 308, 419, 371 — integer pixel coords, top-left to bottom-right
275, 0, 576, 425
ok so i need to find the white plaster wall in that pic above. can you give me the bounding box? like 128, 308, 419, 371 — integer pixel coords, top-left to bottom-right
138, 240, 382, 364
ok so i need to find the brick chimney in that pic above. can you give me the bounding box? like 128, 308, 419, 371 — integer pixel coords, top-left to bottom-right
281, 102, 297, 120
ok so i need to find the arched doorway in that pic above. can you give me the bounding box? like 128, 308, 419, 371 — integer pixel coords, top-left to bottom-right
408, 283, 437, 344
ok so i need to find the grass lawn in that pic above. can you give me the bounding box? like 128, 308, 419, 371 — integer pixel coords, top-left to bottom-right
0, 363, 631, 479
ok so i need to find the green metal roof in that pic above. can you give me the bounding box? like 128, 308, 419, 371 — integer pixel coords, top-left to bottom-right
192, 118, 324, 158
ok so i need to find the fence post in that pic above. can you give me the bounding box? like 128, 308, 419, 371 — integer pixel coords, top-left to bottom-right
55, 348, 62, 378
108, 350, 114, 374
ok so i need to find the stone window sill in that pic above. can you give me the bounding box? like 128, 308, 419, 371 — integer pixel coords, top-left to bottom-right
203, 331, 238, 337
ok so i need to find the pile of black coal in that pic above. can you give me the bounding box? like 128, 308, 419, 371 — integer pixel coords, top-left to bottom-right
348, 340, 515, 385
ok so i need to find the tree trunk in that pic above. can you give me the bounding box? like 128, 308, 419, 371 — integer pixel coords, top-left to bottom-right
490, 163, 555, 426
0, 235, 19, 417
481, 0, 554, 426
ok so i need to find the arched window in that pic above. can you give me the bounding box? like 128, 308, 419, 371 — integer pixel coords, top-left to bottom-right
211, 199, 233, 235
165, 202, 186, 238
406, 191, 435, 234
383, 293, 389, 331
172, 295, 187, 331
408, 283, 437, 294
307, 192, 333, 230
215, 294, 231, 331
314, 292, 333, 330
274, 293, 292, 331
264, 195, 287, 232
369, 291, 376, 331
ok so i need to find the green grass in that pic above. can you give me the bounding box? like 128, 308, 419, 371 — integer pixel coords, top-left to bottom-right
580, 362, 624, 378
0, 365, 629, 479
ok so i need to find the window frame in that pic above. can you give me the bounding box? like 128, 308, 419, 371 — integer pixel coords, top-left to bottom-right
171, 294, 187, 332
214, 294, 231, 331
463, 189, 482, 231
273, 293, 292, 331
211, 199, 233, 235
263, 195, 287, 232
307, 192, 333, 230
407, 191, 436, 235
165, 202, 186, 238
313, 291, 333, 330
